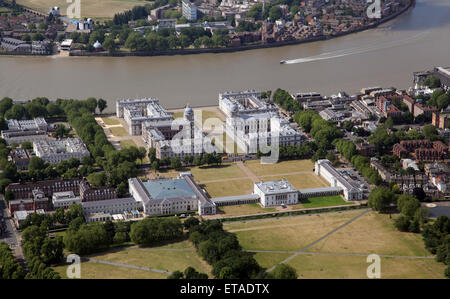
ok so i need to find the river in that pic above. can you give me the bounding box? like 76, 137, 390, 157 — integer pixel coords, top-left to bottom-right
0, 0, 449, 112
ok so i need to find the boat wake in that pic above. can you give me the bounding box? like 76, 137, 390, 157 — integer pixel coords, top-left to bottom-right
282, 31, 429, 65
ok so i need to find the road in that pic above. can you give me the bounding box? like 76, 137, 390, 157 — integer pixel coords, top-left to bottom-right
0, 196, 25, 265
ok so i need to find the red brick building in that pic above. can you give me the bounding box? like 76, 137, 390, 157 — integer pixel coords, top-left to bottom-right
392, 139, 448, 161
79, 179, 117, 202
376, 96, 402, 118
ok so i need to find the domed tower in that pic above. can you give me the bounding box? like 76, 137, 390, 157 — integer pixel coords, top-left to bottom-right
183, 104, 194, 139
184, 104, 194, 122
230, 102, 238, 117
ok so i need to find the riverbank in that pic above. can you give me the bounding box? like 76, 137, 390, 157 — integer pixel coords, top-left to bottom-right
70, 0, 415, 58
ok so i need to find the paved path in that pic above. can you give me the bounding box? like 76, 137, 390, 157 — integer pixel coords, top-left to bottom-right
83, 257, 173, 275
267, 209, 371, 272
0, 196, 25, 267
236, 161, 259, 183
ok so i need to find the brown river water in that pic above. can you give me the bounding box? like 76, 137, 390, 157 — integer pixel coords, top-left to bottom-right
0, 0, 449, 112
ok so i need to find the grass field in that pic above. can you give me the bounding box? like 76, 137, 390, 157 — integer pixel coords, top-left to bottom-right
86, 247, 211, 276
286, 254, 446, 279
252, 252, 291, 269
109, 126, 128, 136
190, 163, 246, 182
299, 195, 353, 209
224, 210, 445, 278
202, 179, 254, 198
308, 212, 432, 256
52, 239, 210, 279
53, 261, 169, 279
225, 211, 361, 251
102, 117, 120, 126
245, 159, 315, 176
17, 0, 144, 18
119, 139, 137, 148
217, 203, 277, 217
261, 174, 328, 190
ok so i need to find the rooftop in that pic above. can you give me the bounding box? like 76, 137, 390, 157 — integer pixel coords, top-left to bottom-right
255, 179, 297, 194
142, 178, 198, 200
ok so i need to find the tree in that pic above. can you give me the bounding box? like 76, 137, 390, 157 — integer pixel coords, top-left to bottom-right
422, 124, 438, 140
116, 181, 128, 198
167, 270, 184, 279
102, 36, 117, 53
394, 215, 411, 232
368, 186, 395, 213
29, 156, 46, 172
124, 31, 147, 51
85, 97, 98, 113
151, 160, 159, 171
183, 267, 208, 279
171, 157, 182, 170
424, 76, 441, 88
397, 194, 420, 217
148, 148, 157, 163
269, 6, 282, 21
97, 99, 107, 113
271, 264, 297, 279
437, 93, 450, 110
184, 216, 200, 230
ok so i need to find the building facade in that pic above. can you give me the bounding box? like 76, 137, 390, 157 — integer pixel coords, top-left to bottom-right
128, 173, 216, 216
33, 138, 90, 164
254, 179, 298, 207
315, 159, 363, 201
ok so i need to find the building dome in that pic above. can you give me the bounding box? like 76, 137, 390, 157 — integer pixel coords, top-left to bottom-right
93, 40, 102, 49
230, 102, 238, 112
184, 104, 193, 120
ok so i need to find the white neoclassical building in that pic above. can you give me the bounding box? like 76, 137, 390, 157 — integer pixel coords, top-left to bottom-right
219, 90, 305, 154
33, 138, 90, 164
315, 159, 363, 201
254, 179, 298, 207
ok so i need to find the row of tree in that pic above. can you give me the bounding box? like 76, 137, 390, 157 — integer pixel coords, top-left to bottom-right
422, 216, 449, 277
334, 139, 382, 185
187, 219, 297, 279
0, 242, 24, 279
129, 217, 184, 245
0, 97, 107, 120
368, 186, 449, 277
21, 225, 63, 279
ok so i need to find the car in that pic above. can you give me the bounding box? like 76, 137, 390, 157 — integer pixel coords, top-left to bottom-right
281, 204, 287, 208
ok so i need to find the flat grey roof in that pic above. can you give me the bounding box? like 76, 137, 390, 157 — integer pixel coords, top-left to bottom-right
211, 194, 260, 203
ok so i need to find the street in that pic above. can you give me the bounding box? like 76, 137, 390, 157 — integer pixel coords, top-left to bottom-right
0, 196, 25, 264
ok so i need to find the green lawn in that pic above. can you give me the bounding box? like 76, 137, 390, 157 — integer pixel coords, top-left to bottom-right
217, 203, 277, 217
102, 117, 120, 126
87, 247, 211, 276
202, 179, 254, 198
245, 159, 315, 176
308, 212, 432, 257
17, 0, 143, 18
119, 139, 137, 148
286, 254, 446, 279
109, 126, 128, 136
225, 211, 362, 251
299, 195, 353, 209
190, 163, 247, 182
53, 261, 169, 279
